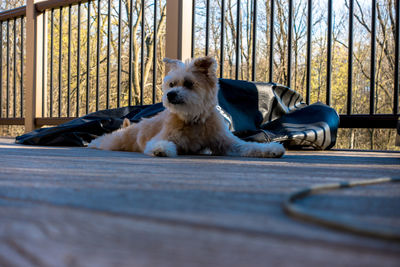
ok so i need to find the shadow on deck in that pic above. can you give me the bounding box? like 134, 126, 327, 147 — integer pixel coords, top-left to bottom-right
0, 137, 399, 266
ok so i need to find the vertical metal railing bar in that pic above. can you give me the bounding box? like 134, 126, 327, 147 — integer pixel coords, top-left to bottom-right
347, 0, 354, 115
13, 18, 16, 118
96, 0, 100, 111
128, 0, 133, 106
251, 0, 257, 81
76, 3, 81, 117
106, 0, 110, 109
220, 0, 225, 78
235, 0, 240, 80
0, 22, 2, 118
306, 0, 312, 104
191, 0, 195, 58
326, 0, 332, 106
370, 0, 376, 115
86, 1, 91, 114
67, 5, 72, 117
58, 6, 63, 117
394, 0, 399, 115
205, 0, 210, 56
6, 20, 9, 118
50, 9, 54, 117
287, 0, 293, 88
152, 0, 157, 104
42, 12, 46, 117
20, 17, 24, 118
117, 0, 122, 107
140, 0, 144, 105
269, 0, 274, 82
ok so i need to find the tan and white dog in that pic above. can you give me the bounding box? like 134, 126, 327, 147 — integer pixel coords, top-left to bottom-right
88, 56, 285, 158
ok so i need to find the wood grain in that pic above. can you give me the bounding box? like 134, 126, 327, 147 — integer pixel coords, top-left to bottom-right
0, 138, 399, 266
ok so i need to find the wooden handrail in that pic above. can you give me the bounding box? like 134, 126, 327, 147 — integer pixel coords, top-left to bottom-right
0, 0, 87, 21
0, 6, 26, 21
35, 0, 89, 12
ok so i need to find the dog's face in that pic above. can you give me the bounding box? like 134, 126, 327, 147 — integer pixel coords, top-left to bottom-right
162, 57, 218, 122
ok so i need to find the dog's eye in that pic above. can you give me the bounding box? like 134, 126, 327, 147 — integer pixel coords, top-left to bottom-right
169, 82, 175, 88
184, 80, 194, 89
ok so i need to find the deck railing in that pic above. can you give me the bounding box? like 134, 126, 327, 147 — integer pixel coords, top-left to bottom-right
0, 0, 399, 133
0, 6, 25, 126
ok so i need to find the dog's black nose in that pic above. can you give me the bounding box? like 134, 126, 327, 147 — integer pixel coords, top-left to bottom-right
167, 91, 177, 101
167, 91, 183, 104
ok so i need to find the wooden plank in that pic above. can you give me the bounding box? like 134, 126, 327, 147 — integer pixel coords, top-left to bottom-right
0, 138, 399, 266
0, 202, 398, 267
0, 117, 76, 126
339, 114, 399, 128
35, 117, 76, 126
0, 118, 24, 125
165, 0, 193, 61
25, 0, 46, 132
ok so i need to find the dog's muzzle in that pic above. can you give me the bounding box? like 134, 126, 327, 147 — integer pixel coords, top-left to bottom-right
167, 91, 184, 104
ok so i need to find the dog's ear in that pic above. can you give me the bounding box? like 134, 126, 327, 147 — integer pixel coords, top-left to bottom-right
163, 58, 184, 71
122, 118, 130, 128
191, 56, 217, 75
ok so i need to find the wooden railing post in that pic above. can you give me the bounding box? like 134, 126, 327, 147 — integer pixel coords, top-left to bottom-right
25, 0, 46, 132
165, 0, 192, 62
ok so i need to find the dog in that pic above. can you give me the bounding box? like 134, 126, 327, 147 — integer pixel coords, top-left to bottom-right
88, 56, 285, 158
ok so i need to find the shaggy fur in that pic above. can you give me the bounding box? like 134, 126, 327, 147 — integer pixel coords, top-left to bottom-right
88, 57, 285, 158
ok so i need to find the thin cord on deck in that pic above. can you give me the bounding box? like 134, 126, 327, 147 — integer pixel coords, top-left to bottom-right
283, 177, 400, 241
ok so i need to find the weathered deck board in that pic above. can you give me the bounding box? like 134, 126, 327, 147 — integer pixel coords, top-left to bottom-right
0, 137, 399, 266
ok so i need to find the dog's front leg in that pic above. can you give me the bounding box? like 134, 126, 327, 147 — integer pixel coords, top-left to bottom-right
144, 138, 178, 157
218, 134, 285, 158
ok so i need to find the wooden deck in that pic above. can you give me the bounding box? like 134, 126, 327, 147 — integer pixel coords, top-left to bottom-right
0, 137, 399, 267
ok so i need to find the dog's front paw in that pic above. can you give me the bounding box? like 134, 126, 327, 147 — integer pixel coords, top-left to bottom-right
263, 142, 285, 158
144, 140, 177, 157
87, 136, 102, 149
239, 142, 285, 158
